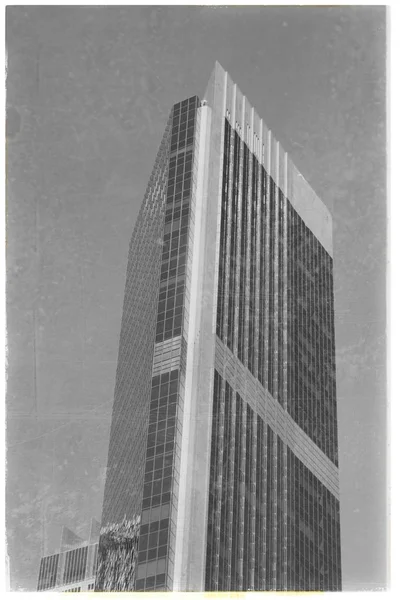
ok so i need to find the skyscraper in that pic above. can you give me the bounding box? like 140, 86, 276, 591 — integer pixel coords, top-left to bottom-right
96, 62, 341, 593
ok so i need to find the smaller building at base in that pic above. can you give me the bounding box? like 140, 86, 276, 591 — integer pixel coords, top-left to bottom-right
37, 519, 99, 592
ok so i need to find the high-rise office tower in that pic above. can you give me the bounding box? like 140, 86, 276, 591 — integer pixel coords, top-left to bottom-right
96, 62, 341, 593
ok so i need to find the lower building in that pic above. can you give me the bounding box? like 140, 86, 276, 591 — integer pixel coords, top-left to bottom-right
37, 520, 99, 592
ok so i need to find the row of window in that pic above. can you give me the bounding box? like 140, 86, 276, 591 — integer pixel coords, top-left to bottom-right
151, 371, 179, 395
135, 572, 166, 591
146, 425, 176, 451
286, 447, 341, 590
135, 347, 186, 591
37, 554, 59, 590
248, 154, 259, 375
287, 204, 338, 465
170, 98, 197, 154
62, 586, 81, 592
206, 372, 277, 591
63, 547, 88, 585
156, 105, 196, 347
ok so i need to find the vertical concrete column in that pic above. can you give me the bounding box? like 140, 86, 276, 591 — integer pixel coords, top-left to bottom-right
173, 63, 227, 592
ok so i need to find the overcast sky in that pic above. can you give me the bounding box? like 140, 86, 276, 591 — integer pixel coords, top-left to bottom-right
6, 5, 386, 591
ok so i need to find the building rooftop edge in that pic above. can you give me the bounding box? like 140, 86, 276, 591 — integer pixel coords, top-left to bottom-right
214, 60, 331, 214
202, 61, 333, 256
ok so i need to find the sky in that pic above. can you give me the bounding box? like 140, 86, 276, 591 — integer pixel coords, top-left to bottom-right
5, 5, 386, 592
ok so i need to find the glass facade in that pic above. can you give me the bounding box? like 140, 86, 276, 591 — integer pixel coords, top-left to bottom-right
205, 371, 341, 592
287, 203, 338, 465
134, 370, 179, 592
96, 110, 173, 592
134, 95, 200, 592
207, 117, 341, 591
96, 96, 200, 592
206, 371, 274, 591
286, 447, 341, 590
215, 119, 339, 463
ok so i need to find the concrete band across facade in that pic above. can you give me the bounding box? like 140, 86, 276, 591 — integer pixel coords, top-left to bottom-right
95, 61, 341, 593
214, 337, 339, 499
